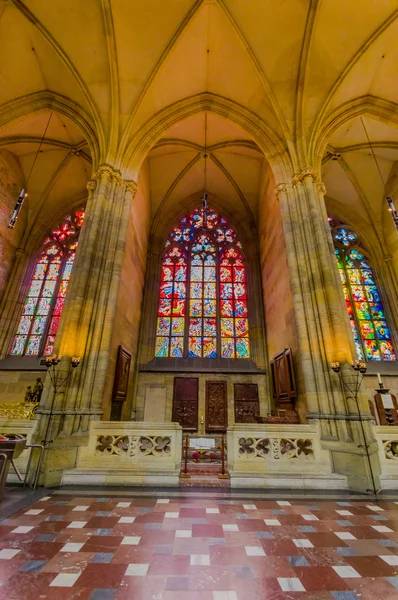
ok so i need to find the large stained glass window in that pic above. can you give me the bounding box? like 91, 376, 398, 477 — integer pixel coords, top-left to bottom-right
155, 208, 250, 359
11, 209, 84, 357
329, 216, 396, 361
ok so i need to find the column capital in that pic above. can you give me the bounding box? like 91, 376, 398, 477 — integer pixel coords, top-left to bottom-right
274, 182, 289, 196
292, 166, 319, 186
92, 164, 123, 185
125, 180, 138, 196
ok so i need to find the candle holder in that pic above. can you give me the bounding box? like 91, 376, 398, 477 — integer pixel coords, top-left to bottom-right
330, 359, 379, 495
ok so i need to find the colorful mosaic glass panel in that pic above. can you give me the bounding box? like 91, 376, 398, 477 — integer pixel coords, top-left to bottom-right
156, 207, 250, 359
332, 223, 395, 362
155, 247, 187, 357
11, 210, 84, 356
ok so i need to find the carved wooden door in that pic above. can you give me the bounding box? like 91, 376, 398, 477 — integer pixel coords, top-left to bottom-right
234, 383, 259, 423
172, 377, 198, 432
206, 381, 228, 433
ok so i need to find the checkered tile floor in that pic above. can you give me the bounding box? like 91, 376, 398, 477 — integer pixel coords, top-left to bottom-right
0, 494, 398, 599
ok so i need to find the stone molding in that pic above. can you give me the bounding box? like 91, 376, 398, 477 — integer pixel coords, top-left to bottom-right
86, 164, 138, 195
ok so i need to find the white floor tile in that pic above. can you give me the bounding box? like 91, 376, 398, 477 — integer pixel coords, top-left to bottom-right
380, 555, 398, 565
117, 502, 131, 508
245, 546, 266, 556
243, 504, 257, 510
332, 565, 361, 578
119, 517, 135, 523
60, 543, 84, 553
335, 532, 356, 540
165, 512, 179, 518
336, 510, 353, 516
125, 563, 149, 576
302, 514, 318, 521
293, 539, 314, 548
367, 504, 384, 512
11, 526, 33, 534
49, 572, 81, 587
121, 536, 141, 545
222, 524, 239, 532
190, 554, 211, 565
67, 521, 87, 529
278, 578, 305, 592
156, 499, 170, 504
264, 519, 281, 526
213, 592, 238, 600
206, 508, 220, 514
372, 525, 393, 533
72, 506, 89, 512
176, 530, 192, 537
24, 509, 43, 515
0, 549, 20, 559
277, 501, 291, 506
39, 496, 51, 501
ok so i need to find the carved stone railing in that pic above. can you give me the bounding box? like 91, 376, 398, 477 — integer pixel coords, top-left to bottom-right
237, 436, 314, 460
373, 425, 398, 490
227, 423, 346, 489
0, 402, 39, 420
62, 421, 183, 486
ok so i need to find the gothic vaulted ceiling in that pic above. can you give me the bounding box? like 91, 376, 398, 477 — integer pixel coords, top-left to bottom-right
1, 0, 398, 253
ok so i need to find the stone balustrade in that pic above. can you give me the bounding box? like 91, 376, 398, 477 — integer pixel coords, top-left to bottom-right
62, 421, 183, 486
227, 423, 347, 489
373, 425, 398, 490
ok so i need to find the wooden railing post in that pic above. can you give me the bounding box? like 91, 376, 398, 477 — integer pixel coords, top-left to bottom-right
218, 434, 229, 479
180, 433, 191, 479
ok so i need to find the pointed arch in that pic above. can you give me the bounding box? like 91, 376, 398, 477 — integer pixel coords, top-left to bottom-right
155, 206, 250, 359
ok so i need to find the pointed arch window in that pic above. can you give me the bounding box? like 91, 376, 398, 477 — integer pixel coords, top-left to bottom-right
11, 209, 84, 357
329, 216, 396, 361
155, 208, 250, 359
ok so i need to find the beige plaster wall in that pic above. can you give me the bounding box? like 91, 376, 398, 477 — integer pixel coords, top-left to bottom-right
258, 165, 303, 414
102, 162, 151, 420
0, 150, 26, 299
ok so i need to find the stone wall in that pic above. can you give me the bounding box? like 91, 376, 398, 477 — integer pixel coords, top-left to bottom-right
0, 370, 45, 403
135, 371, 268, 425
102, 162, 151, 420
0, 150, 26, 300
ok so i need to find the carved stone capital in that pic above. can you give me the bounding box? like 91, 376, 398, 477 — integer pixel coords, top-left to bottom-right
92, 164, 123, 185
292, 167, 319, 186
274, 183, 289, 196
316, 181, 327, 195
15, 248, 26, 257
86, 179, 96, 192
383, 254, 393, 263
125, 180, 138, 196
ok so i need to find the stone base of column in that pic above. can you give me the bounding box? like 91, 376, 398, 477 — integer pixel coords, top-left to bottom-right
36, 434, 90, 487
323, 441, 381, 494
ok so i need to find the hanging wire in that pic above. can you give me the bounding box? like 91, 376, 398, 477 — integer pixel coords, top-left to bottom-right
360, 116, 385, 187
26, 111, 53, 186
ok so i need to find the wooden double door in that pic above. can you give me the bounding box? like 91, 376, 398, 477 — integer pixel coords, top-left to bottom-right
172, 377, 228, 433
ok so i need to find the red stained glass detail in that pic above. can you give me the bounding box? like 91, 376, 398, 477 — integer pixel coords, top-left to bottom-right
48, 316, 60, 336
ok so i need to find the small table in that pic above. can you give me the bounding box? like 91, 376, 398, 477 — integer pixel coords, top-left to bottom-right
0, 438, 27, 501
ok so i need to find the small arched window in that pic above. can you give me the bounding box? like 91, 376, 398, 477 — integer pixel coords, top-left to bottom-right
155, 208, 250, 359
11, 209, 84, 357
329, 216, 396, 361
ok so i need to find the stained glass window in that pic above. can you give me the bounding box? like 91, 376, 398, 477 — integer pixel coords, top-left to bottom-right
329, 216, 396, 361
155, 207, 250, 359
11, 210, 84, 356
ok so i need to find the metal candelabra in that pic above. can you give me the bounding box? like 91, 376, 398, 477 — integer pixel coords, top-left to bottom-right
330, 359, 379, 495
42, 355, 81, 449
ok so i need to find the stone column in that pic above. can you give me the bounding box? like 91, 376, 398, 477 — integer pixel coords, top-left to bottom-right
276, 168, 381, 491
35, 165, 137, 484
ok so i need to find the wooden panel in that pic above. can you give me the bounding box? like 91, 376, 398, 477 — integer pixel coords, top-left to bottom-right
234, 383, 259, 423
206, 381, 227, 433
172, 377, 198, 432
270, 348, 297, 408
